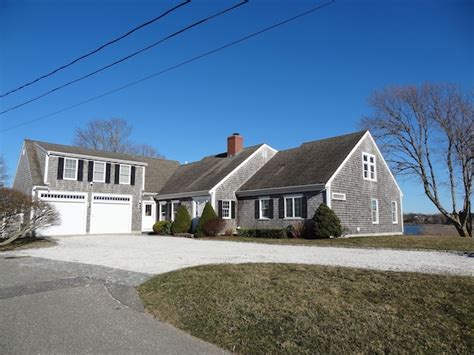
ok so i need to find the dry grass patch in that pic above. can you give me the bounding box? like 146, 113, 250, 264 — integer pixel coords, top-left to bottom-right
0, 237, 56, 252
203, 235, 474, 252
138, 264, 473, 354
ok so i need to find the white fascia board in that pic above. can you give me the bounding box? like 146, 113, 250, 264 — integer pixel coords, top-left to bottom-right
237, 183, 325, 197
43, 154, 49, 184
47, 150, 148, 166
209, 144, 278, 195
155, 190, 210, 200
325, 131, 403, 197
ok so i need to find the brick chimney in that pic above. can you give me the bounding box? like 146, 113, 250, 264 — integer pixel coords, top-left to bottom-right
227, 133, 243, 157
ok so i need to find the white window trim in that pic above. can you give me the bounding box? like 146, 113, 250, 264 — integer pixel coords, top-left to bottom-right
259, 197, 271, 220
119, 164, 131, 185
371, 198, 379, 224
391, 200, 398, 224
221, 199, 231, 220
362, 152, 377, 182
63, 157, 78, 180
284, 194, 304, 220
171, 200, 180, 222
158, 201, 167, 222
143, 202, 153, 217
93, 161, 106, 183
332, 192, 346, 201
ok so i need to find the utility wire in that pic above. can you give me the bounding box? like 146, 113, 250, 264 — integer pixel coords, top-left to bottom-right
0, 0, 191, 99
0, 0, 335, 132
0, 0, 248, 115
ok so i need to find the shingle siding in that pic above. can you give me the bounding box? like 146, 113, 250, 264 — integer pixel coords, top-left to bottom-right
237, 191, 325, 229
47, 155, 144, 232
12, 145, 34, 195
215, 146, 276, 231
329, 135, 403, 235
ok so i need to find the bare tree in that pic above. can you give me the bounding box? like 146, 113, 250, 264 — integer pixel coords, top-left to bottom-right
73, 118, 163, 158
0, 187, 60, 246
361, 83, 472, 237
0, 155, 7, 187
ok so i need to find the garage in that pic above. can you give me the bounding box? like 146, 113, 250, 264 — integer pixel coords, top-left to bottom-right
38, 191, 87, 236
90, 193, 132, 234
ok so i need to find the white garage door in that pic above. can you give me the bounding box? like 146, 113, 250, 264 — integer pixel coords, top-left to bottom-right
38, 191, 87, 236
90, 193, 132, 234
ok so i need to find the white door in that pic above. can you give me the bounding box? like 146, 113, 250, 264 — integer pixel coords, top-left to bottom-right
141, 201, 156, 232
90, 193, 132, 234
38, 191, 87, 236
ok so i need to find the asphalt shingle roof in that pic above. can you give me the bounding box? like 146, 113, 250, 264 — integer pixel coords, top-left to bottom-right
239, 131, 367, 192
158, 145, 263, 195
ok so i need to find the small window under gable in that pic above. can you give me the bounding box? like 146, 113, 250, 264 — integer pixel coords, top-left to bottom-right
363, 152, 376, 181
371, 198, 379, 224
391, 201, 398, 224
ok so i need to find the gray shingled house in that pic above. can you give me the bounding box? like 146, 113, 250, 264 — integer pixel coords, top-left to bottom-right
13, 131, 402, 237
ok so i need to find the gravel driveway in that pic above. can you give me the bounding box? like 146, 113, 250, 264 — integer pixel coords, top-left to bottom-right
13, 234, 474, 276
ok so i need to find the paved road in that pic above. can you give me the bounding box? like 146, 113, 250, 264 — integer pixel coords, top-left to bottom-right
0, 256, 226, 354
13, 234, 474, 276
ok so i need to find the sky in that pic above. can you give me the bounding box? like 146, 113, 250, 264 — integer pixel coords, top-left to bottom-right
0, 0, 473, 213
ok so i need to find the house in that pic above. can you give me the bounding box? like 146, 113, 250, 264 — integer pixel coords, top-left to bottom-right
12, 131, 403, 237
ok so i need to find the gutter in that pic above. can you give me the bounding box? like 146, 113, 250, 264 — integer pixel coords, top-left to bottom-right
237, 184, 325, 197
155, 190, 210, 200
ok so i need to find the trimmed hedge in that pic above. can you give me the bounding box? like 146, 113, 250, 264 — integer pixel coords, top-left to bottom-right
202, 217, 226, 237
312, 203, 342, 239
196, 203, 218, 238
171, 205, 191, 234
153, 221, 171, 235
237, 228, 287, 239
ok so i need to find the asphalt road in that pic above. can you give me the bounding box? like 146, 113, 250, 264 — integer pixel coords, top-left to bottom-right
0, 255, 226, 354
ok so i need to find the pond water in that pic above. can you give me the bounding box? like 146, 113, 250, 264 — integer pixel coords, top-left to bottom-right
403, 224, 423, 235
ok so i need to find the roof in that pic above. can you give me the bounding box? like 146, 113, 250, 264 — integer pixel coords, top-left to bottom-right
158, 145, 264, 195
33, 140, 148, 163
140, 157, 180, 192
239, 131, 367, 192
24, 140, 45, 186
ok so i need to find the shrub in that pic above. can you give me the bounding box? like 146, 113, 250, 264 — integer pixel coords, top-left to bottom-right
237, 228, 287, 239
202, 217, 226, 237
171, 205, 191, 234
312, 203, 342, 239
153, 221, 171, 235
195, 203, 217, 238
224, 228, 234, 237
286, 221, 305, 238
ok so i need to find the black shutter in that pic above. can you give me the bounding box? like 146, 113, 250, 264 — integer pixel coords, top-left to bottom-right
57, 157, 64, 180
218, 200, 223, 218
105, 163, 111, 183
278, 197, 285, 218
254, 200, 259, 219
269, 199, 274, 219
114, 164, 120, 184
77, 160, 84, 181
302, 197, 308, 218
88, 161, 94, 182
166, 203, 172, 221
130, 166, 136, 186
231, 201, 236, 219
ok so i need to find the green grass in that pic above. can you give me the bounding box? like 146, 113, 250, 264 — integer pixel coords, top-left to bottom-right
138, 264, 474, 354
0, 237, 56, 252
201, 235, 474, 252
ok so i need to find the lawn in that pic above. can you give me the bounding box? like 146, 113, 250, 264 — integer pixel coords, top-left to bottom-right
138, 264, 473, 354
201, 235, 474, 252
0, 237, 56, 252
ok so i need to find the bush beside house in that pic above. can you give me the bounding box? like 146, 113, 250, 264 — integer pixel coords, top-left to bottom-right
237, 228, 287, 239
202, 218, 226, 237
153, 221, 171, 235
171, 205, 192, 234
312, 203, 342, 239
195, 203, 218, 238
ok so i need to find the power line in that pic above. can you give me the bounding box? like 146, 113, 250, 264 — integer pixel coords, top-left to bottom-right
0, 0, 335, 133
0, 0, 191, 99
0, 0, 248, 116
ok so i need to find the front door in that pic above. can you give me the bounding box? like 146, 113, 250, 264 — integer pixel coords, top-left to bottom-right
141, 201, 156, 232
191, 197, 209, 231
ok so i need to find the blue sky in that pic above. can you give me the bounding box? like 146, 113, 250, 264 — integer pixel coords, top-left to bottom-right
1, 0, 472, 213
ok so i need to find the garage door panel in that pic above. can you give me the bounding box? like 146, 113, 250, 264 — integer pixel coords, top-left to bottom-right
90, 194, 132, 234
38, 191, 87, 236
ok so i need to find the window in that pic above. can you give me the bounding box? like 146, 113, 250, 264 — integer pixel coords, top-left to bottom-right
171, 201, 180, 221
363, 153, 376, 181
371, 198, 379, 224
332, 192, 346, 201
259, 198, 271, 219
93, 161, 105, 182
145, 204, 152, 216
285, 195, 303, 219
119, 164, 131, 184
64, 158, 78, 180
221, 200, 231, 219
159, 203, 167, 221
391, 201, 398, 224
